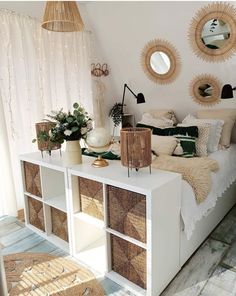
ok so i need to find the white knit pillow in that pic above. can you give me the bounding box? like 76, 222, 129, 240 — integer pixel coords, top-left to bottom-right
151, 135, 178, 156
178, 123, 210, 157
139, 113, 174, 128
182, 114, 224, 152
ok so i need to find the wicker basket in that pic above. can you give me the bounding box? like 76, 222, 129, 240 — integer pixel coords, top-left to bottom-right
111, 234, 146, 289
107, 185, 146, 243
51, 207, 68, 242
28, 196, 45, 231
24, 162, 42, 197
78, 177, 104, 220
35, 122, 61, 153
120, 128, 152, 170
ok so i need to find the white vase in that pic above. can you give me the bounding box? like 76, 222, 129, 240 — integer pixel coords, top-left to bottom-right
63, 140, 82, 166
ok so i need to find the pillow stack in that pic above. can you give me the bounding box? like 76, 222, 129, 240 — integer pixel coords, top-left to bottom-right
196, 109, 236, 148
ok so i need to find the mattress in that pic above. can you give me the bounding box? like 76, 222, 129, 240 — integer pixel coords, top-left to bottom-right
181, 143, 236, 239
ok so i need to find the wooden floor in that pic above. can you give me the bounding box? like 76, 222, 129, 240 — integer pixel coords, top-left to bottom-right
1, 205, 236, 295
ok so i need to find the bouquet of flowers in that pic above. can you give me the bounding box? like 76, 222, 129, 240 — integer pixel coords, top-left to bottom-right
47, 102, 93, 144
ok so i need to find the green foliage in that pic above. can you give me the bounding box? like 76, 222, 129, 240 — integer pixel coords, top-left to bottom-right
109, 103, 123, 127
47, 103, 93, 143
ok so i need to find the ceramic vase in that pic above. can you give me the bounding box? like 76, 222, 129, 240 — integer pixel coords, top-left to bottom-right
63, 140, 82, 166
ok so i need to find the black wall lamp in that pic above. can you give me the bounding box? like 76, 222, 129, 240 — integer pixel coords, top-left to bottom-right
221, 84, 236, 99
121, 83, 145, 115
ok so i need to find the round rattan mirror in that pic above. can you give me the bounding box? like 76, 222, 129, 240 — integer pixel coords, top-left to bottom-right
190, 74, 221, 106
141, 39, 181, 84
189, 2, 236, 62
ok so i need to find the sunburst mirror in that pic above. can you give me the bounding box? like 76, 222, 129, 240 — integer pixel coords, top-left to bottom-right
190, 74, 221, 106
141, 39, 181, 84
189, 2, 236, 62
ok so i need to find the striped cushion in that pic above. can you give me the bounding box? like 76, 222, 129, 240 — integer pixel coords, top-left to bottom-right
174, 135, 196, 158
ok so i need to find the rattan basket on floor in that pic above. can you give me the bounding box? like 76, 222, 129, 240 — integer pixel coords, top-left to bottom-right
24, 162, 42, 197
78, 177, 104, 220
28, 196, 45, 232
111, 234, 146, 289
51, 207, 68, 242
107, 185, 146, 243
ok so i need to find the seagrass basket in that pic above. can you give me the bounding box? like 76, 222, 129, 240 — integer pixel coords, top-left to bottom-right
28, 196, 45, 232
120, 128, 152, 176
51, 207, 68, 242
78, 177, 104, 220
111, 234, 146, 289
24, 162, 42, 197
107, 185, 146, 243
35, 122, 61, 155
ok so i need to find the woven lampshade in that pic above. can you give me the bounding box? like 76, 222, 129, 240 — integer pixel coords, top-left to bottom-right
42, 1, 84, 32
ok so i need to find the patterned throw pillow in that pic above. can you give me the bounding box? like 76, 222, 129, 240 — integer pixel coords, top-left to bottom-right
136, 123, 199, 138
182, 114, 224, 152
178, 123, 210, 157
174, 135, 196, 157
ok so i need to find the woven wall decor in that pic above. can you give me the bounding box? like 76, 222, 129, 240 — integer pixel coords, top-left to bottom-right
28, 196, 45, 232
189, 74, 221, 106
107, 185, 146, 243
4, 252, 104, 295
141, 39, 181, 84
111, 235, 146, 289
24, 162, 42, 197
188, 2, 236, 62
79, 177, 104, 220
51, 207, 68, 242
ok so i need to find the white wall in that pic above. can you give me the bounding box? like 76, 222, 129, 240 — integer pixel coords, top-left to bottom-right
80, 1, 236, 123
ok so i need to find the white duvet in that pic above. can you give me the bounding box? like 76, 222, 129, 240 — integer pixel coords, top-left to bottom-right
181, 144, 236, 239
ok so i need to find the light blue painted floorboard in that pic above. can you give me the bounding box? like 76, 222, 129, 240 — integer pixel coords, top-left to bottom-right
27, 239, 58, 253
0, 226, 33, 247
2, 232, 44, 255
0, 222, 22, 237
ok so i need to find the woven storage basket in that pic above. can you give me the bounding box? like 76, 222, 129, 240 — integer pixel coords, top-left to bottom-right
107, 185, 146, 243
111, 234, 146, 289
28, 196, 45, 231
51, 207, 68, 242
24, 162, 42, 197
78, 177, 104, 220
35, 122, 61, 153
120, 128, 152, 169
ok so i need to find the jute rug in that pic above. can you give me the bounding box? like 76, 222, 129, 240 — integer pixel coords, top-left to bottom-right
4, 252, 105, 296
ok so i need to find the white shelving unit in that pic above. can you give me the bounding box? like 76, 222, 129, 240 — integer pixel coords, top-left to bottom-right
19, 152, 70, 253
20, 152, 182, 296
68, 156, 182, 296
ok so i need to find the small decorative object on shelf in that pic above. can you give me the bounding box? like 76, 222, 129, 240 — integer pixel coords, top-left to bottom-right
33, 122, 61, 157
86, 127, 111, 167
120, 127, 152, 177
47, 102, 93, 166
91, 63, 109, 77
109, 102, 123, 139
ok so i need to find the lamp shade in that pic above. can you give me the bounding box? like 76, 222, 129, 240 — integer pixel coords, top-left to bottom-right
42, 1, 84, 32
221, 84, 234, 99
137, 93, 145, 104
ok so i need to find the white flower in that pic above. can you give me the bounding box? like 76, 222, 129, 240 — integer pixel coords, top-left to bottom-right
64, 129, 72, 136
87, 120, 93, 130
48, 129, 52, 137
81, 127, 88, 135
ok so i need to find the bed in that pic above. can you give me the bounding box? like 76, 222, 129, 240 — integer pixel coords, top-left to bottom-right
180, 143, 236, 266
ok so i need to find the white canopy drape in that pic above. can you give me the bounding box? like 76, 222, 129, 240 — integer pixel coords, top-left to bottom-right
0, 9, 93, 216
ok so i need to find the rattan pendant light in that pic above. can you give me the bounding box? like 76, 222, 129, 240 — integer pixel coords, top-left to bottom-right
42, 1, 84, 32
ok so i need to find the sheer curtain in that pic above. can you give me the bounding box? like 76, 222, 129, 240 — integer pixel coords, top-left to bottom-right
0, 9, 93, 216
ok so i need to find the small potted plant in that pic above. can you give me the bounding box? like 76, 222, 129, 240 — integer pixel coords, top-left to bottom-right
109, 102, 123, 138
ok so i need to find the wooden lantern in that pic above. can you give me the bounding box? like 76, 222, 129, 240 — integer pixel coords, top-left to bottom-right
35, 122, 61, 157
120, 128, 152, 176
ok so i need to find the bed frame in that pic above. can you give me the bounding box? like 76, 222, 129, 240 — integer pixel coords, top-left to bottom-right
180, 180, 236, 267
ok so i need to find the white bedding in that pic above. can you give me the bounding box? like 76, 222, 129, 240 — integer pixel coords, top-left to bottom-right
181, 143, 236, 239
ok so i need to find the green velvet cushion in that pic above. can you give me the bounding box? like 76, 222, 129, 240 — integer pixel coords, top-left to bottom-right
136, 123, 199, 138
